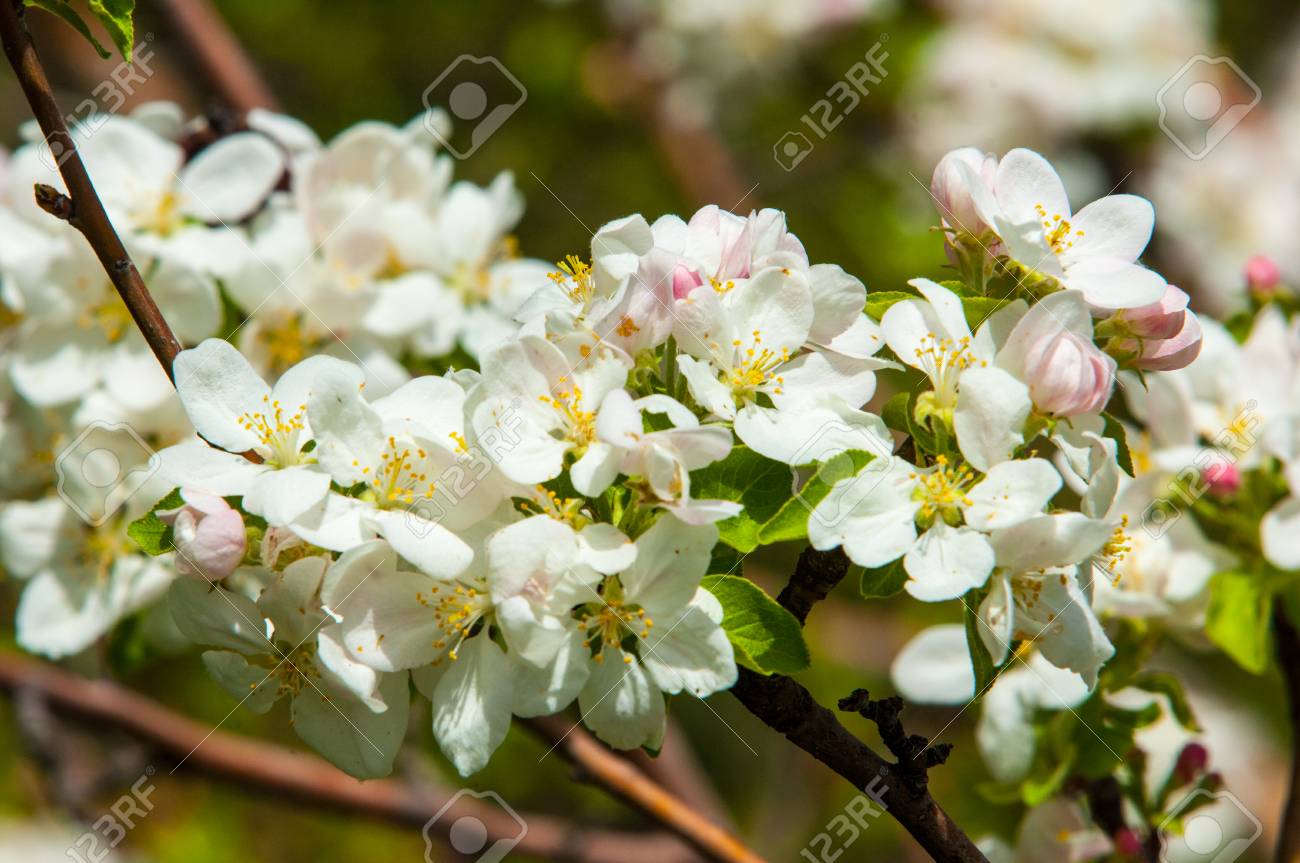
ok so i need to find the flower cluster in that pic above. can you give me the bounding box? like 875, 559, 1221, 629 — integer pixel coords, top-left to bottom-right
2, 109, 1219, 799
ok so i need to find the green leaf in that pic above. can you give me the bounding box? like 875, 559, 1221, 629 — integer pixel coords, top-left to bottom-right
864, 290, 919, 321
701, 574, 810, 675
960, 296, 1011, 331
964, 594, 999, 693
860, 558, 907, 598
126, 488, 184, 555
881, 391, 911, 436
24, 0, 111, 58
87, 0, 134, 60
756, 449, 876, 546
1205, 570, 1273, 674
1102, 412, 1135, 477
691, 447, 792, 552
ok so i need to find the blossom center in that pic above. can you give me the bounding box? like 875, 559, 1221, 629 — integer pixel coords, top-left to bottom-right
581, 595, 653, 664
416, 580, 492, 661
539, 378, 596, 448
79, 291, 133, 343
548, 254, 594, 305
914, 333, 981, 406
357, 436, 438, 507
241, 395, 309, 467
1033, 204, 1084, 255
911, 455, 975, 523
727, 330, 788, 398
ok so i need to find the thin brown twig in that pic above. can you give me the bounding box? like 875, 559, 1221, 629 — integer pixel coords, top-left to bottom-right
0, 0, 182, 380
523, 716, 765, 863
731, 548, 989, 863
152, 0, 279, 113
626, 718, 734, 830
0, 651, 702, 863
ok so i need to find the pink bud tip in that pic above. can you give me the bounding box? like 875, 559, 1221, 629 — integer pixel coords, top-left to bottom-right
1246, 254, 1280, 292
1203, 463, 1240, 497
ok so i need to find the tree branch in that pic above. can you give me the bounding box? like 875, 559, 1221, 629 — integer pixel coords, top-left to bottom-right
523, 715, 765, 863
1276, 604, 1300, 863
732, 548, 988, 863
0, 0, 182, 380
152, 0, 280, 113
0, 651, 706, 863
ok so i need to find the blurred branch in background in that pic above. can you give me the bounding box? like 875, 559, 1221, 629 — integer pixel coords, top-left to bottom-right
152, 0, 277, 112
0, 651, 712, 863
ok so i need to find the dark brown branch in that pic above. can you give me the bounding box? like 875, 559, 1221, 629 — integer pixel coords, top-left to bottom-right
731, 548, 988, 863
153, 0, 280, 113
523, 715, 766, 863
777, 546, 850, 625
839, 690, 952, 794
0, 0, 182, 380
0, 651, 702, 863
1276, 604, 1300, 863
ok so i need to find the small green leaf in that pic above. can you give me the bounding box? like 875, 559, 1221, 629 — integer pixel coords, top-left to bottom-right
860, 558, 906, 598
756, 449, 876, 546
87, 0, 134, 61
126, 488, 184, 555
1102, 412, 1135, 477
701, 574, 810, 675
24, 0, 111, 58
691, 447, 792, 553
960, 296, 1011, 331
864, 289, 919, 322
1205, 570, 1273, 674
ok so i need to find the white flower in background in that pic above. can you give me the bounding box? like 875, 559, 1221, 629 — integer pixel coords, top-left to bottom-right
414, 174, 552, 359
157, 338, 361, 527
892, 624, 1091, 783
168, 558, 409, 779
594, 389, 740, 524
8, 115, 283, 276
962, 148, 1167, 310
978, 797, 1113, 863
0, 497, 172, 659
471, 332, 631, 496
7, 241, 219, 410
809, 453, 1063, 601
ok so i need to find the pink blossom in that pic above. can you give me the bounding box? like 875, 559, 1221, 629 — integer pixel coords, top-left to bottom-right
671, 263, 703, 300
1203, 462, 1240, 497
159, 490, 246, 582
1246, 254, 1280, 293
930, 147, 997, 236
1110, 285, 1204, 371
1022, 329, 1116, 416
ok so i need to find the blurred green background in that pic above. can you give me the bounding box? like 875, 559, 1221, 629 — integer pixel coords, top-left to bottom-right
2, 0, 1299, 860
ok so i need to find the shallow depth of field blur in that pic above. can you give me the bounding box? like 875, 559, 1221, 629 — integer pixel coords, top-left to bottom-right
0, 0, 1294, 860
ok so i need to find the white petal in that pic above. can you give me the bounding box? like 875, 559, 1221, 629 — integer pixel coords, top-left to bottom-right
641, 590, 736, 697
242, 465, 331, 525
1263, 498, 1300, 570
1065, 257, 1166, 311
890, 625, 974, 705
808, 458, 918, 568
621, 516, 716, 616
370, 508, 474, 581
903, 522, 995, 601
292, 668, 409, 779
579, 654, 665, 751
179, 133, 285, 222
167, 578, 269, 654
173, 339, 271, 453
1065, 194, 1154, 264
954, 366, 1031, 472
964, 458, 1062, 531
430, 636, 514, 776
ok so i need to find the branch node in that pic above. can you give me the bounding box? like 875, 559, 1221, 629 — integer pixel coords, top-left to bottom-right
838, 689, 952, 794
33, 182, 73, 221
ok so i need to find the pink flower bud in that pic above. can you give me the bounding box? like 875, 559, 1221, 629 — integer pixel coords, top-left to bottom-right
159, 491, 246, 582
1116, 285, 1189, 340
1175, 742, 1210, 783
1203, 462, 1240, 496
671, 263, 704, 300
1114, 828, 1144, 858
930, 147, 996, 235
1246, 254, 1280, 293
1023, 329, 1116, 416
